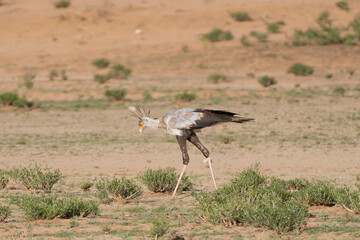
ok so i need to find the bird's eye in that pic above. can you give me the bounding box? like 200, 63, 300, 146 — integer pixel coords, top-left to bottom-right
139, 122, 143, 127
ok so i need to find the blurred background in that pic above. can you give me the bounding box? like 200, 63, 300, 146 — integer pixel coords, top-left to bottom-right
0, 0, 359, 103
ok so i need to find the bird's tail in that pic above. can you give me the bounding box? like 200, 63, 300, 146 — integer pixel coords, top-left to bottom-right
231, 116, 254, 123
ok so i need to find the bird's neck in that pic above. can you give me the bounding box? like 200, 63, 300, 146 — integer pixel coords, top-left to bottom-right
144, 118, 160, 129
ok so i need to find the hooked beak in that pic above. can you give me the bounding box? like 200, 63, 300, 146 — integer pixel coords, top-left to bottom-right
139, 125, 143, 133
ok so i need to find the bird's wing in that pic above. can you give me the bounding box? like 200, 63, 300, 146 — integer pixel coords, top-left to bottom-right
162, 108, 201, 129
162, 108, 242, 130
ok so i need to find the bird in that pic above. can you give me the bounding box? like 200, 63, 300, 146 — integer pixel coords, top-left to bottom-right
129, 106, 254, 197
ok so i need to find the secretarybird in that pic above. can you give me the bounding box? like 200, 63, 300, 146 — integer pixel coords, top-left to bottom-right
130, 106, 254, 197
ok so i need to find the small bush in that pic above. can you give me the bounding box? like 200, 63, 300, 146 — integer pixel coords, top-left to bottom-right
0, 92, 33, 108
95, 177, 142, 203
109, 64, 132, 79
11, 194, 99, 220
333, 86, 346, 96
336, 1, 349, 11
175, 91, 196, 102
292, 11, 358, 46
0, 205, 10, 222
0, 92, 18, 106
287, 63, 314, 76
250, 31, 267, 42
335, 187, 360, 213
202, 29, 233, 42
10, 164, 63, 193
240, 35, 252, 46
258, 76, 277, 87
55, 0, 71, 8
325, 73, 333, 79
208, 73, 228, 83
93, 74, 111, 84
92, 58, 110, 68
218, 135, 234, 144
49, 70, 58, 81
105, 89, 127, 101
150, 219, 169, 239
60, 69, 68, 80
195, 165, 308, 233
24, 80, 34, 89
182, 45, 189, 53
294, 180, 337, 206
79, 181, 93, 192
229, 12, 252, 21
0, 170, 9, 189
347, 69, 355, 76
267, 21, 285, 33
137, 167, 192, 193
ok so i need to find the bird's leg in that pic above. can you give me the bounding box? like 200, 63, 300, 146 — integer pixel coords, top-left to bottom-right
172, 164, 187, 198
187, 131, 218, 190
172, 135, 189, 198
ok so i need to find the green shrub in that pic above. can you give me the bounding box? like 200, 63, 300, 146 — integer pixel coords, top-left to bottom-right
93, 74, 111, 84
24, 80, 34, 89
60, 69, 68, 80
13, 98, 34, 108
203, 29, 233, 42
258, 76, 277, 87
229, 12, 251, 21
287, 63, 314, 76
0, 92, 33, 108
250, 31, 267, 42
294, 180, 337, 206
0, 92, 19, 105
336, 1, 349, 11
137, 167, 192, 193
347, 69, 355, 76
182, 45, 189, 53
55, 0, 71, 8
150, 219, 169, 239
208, 73, 228, 83
194, 165, 308, 233
79, 181, 93, 192
95, 177, 142, 203
105, 89, 127, 101
92, 58, 110, 68
335, 187, 360, 213
11, 194, 99, 220
10, 164, 63, 193
292, 11, 357, 46
325, 73, 333, 79
49, 70, 58, 81
175, 91, 196, 102
240, 35, 252, 46
267, 21, 285, 33
0, 205, 10, 222
0, 170, 9, 189
109, 64, 132, 79
218, 135, 234, 144
333, 86, 346, 96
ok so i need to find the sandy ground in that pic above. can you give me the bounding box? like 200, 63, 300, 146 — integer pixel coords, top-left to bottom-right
1, 0, 360, 239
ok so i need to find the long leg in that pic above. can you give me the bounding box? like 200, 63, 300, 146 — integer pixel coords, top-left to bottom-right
172, 135, 189, 198
187, 131, 218, 190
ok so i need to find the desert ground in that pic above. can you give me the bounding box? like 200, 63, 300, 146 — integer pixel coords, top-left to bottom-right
1, 0, 360, 239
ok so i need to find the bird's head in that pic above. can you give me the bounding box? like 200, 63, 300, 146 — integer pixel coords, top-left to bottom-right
129, 106, 152, 134
138, 117, 152, 133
